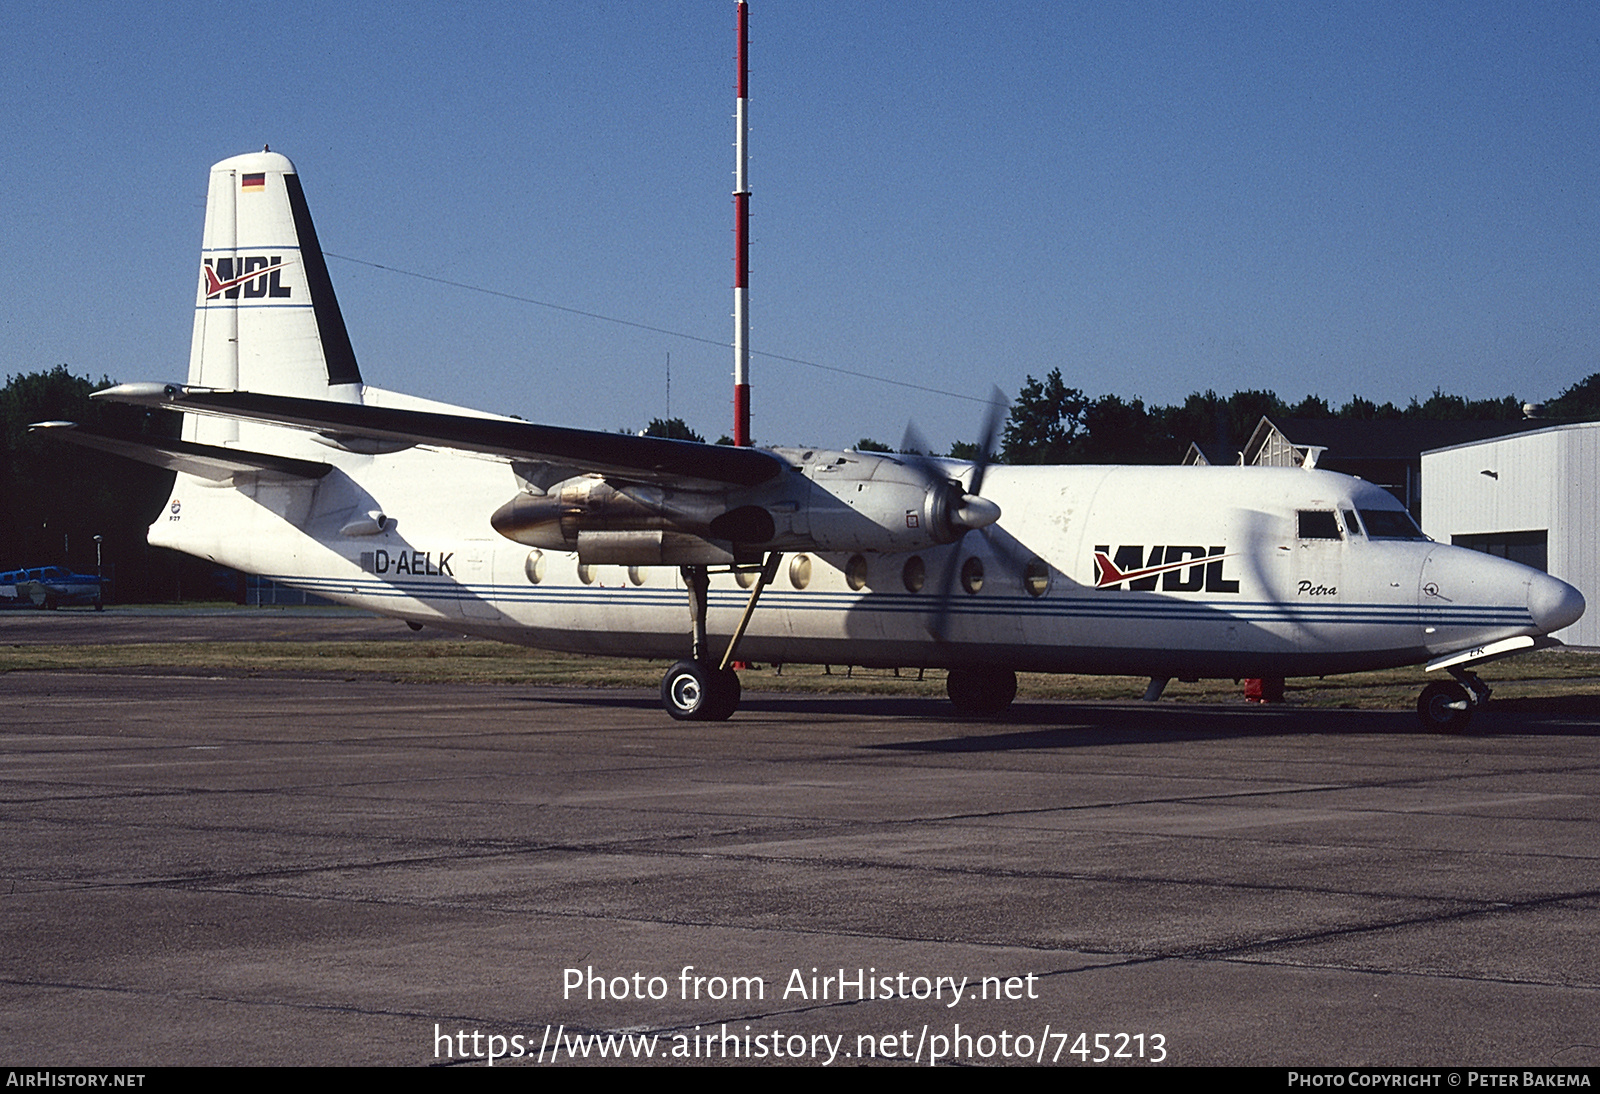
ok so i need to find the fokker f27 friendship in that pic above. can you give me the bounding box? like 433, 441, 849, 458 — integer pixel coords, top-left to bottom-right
37, 152, 1585, 729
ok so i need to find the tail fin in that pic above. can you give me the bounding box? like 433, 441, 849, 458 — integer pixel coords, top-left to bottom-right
188, 151, 362, 442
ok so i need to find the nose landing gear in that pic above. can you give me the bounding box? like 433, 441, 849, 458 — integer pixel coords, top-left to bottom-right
1417, 679, 1472, 732
1417, 668, 1492, 733
1416, 635, 1557, 734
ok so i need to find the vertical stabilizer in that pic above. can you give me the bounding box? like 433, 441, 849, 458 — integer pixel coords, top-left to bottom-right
187, 151, 362, 442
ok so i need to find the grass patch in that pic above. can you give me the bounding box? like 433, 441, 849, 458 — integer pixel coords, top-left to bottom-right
3, 639, 1597, 710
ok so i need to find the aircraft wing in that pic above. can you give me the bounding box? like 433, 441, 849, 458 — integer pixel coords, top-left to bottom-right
94, 385, 786, 491
27, 421, 332, 481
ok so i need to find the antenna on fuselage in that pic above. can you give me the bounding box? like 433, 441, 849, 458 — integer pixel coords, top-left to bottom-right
732, 0, 751, 446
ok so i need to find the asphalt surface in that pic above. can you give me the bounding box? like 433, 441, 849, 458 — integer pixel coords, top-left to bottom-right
3, 610, 1598, 1066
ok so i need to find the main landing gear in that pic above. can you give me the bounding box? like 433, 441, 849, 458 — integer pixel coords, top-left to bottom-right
661, 659, 742, 721
657, 553, 1022, 722
660, 554, 781, 721
1416, 669, 1491, 733
946, 666, 1018, 717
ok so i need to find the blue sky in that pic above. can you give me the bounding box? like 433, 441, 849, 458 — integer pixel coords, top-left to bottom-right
5, 2, 1597, 452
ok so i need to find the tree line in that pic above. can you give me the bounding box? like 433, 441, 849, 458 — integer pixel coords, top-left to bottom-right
0, 367, 223, 602
881, 370, 1600, 465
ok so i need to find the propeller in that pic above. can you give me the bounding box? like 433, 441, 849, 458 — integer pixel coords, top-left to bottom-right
899, 387, 1008, 641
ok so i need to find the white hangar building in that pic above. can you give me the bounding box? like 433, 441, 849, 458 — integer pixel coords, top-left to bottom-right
1422, 421, 1599, 648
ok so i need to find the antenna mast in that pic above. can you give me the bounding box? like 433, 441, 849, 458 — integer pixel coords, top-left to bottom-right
732, 0, 751, 446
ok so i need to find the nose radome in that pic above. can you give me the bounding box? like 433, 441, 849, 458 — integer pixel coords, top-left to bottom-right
1529, 572, 1585, 634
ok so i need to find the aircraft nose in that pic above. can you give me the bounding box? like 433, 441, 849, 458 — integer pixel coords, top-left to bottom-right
1528, 571, 1585, 634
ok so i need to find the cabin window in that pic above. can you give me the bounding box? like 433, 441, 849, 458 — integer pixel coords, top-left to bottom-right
524, 550, 545, 584
628, 565, 649, 586
1297, 511, 1341, 540
735, 568, 757, 589
902, 556, 926, 593
846, 554, 868, 591
789, 554, 812, 590
577, 563, 596, 585
1023, 558, 1050, 597
1359, 509, 1428, 541
960, 556, 984, 595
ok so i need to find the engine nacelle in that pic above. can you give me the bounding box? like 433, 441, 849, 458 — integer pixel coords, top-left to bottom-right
769, 447, 1000, 554
487, 450, 1000, 565
490, 477, 759, 563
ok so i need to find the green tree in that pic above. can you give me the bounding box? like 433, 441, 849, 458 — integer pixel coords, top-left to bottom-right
643, 417, 705, 443
1076, 394, 1164, 464
1412, 388, 1523, 421
1336, 395, 1405, 420
1540, 372, 1600, 420
1286, 394, 1334, 419
1001, 369, 1087, 464
1, 367, 182, 601
853, 437, 893, 453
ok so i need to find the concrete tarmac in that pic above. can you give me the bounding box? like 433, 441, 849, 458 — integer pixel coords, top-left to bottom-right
2, 612, 1598, 1066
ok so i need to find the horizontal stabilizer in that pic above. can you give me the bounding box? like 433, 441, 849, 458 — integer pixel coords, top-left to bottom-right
93, 386, 787, 490
28, 421, 331, 481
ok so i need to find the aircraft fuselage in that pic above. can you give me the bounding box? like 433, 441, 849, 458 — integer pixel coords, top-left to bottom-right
148, 444, 1574, 681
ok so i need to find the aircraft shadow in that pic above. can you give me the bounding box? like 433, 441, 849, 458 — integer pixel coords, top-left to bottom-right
509, 689, 1600, 746
863, 702, 1414, 751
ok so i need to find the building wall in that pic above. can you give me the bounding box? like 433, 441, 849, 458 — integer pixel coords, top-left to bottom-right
1422, 423, 1598, 647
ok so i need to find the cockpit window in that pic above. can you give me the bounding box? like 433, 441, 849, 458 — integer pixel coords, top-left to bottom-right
1359, 509, 1428, 540
1297, 510, 1342, 540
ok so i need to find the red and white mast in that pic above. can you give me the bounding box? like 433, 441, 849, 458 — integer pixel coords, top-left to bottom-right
732, 0, 752, 446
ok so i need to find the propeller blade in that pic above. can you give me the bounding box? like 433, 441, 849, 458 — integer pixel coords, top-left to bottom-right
923, 387, 1010, 642
927, 548, 962, 643
899, 420, 935, 463
966, 386, 1007, 498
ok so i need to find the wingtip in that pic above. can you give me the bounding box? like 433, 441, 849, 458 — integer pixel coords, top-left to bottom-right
92, 382, 188, 406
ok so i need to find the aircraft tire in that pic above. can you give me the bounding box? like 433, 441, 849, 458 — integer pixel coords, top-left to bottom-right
947, 667, 1018, 717
661, 661, 740, 721
1417, 680, 1472, 733
706, 668, 741, 721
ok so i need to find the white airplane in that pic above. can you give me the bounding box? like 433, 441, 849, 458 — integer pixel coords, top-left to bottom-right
35, 151, 1586, 730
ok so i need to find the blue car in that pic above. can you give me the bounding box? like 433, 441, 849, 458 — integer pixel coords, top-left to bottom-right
0, 565, 104, 609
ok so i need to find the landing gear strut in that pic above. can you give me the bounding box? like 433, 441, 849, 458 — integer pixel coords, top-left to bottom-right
1416, 669, 1490, 733
659, 554, 781, 721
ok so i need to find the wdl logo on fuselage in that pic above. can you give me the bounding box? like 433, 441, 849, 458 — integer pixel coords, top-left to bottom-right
1093, 545, 1240, 593
202, 256, 293, 300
